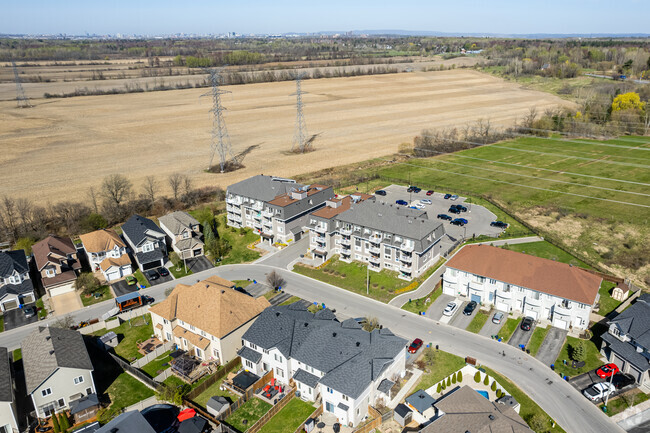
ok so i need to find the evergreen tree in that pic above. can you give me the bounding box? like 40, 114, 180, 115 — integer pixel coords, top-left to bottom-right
436, 383, 442, 393
484, 375, 490, 386
52, 414, 60, 433
474, 371, 481, 383
457, 371, 463, 382
491, 381, 497, 391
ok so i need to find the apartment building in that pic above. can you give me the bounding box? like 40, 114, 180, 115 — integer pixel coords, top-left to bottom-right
238, 304, 407, 428
443, 245, 602, 330
226, 175, 334, 244
308, 199, 446, 280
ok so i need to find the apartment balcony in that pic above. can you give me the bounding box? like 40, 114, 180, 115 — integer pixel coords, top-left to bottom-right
226, 196, 242, 205
340, 227, 353, 236
262, 209, 274, 218
315, 234, 326, 242
315, 225, 327, 235
496, 289, 513, 300
340, 236, 351, 246
553, 303, 573, 316
254, 213, 262, 221
524, 296, 542, 308
400, 243, 414, 253
400, 255, 412, 263
369, 233, 382, 244
369, 263, 381, 272
369, 255, 381, 264
398, 272, 413, 281
368, 245, 381, 254
263, 219, 273, 227
229, 214, 242, 223
399, 263, 412, 272
469, 281, 484, 292
253, 220, 262, 229
252, 202, 263, 211
262, 228, 273, 236
340, 252, 352, 262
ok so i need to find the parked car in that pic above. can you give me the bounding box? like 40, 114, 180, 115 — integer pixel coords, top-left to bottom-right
583, 382, 615, 401
437, 214, 452, 221
23, 306, 36, 319
375, 190, 387, 196
450, 218, 467, 226
456, 205, 467, 212
419, 199, 432, 205
444, 193, 452, 199
449, 206, 461, 214
158, 267, 170, 277
396, 200, 408, 206
125, 275, 137, 285
520, 317, 534, 331
456, 218, 468, 224
145, 269, 159, 281
463, 301, 477, 316
492, 312, 504, 324
142, 295, 155, 305
408, 338, 424, 354
450, 194, 459, 200
443, 302, 459, 316
414, 203, 426, 210
413, 187, 421, 193
612, 373, 635, 390
490, 221, 509, 228
596, 363, 620, 379
426, 190, 434, 196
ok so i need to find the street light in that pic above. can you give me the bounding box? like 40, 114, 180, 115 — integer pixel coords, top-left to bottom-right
366, 263, 370, 295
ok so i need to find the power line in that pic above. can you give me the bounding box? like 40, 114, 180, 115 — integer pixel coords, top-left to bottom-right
499, 139, 650, 163
291, 72, 310, 153
11, 61, 32, 108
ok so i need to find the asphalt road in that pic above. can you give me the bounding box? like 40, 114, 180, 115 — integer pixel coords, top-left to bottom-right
0, 263, 623, 433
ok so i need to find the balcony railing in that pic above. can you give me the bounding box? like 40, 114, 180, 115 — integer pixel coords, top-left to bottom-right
369, 233, 382, 243
400, 243, 414, 252
252, 202, 263, 211
263, 219, 273, 227
369, 255, 381, 263
400, 255, 412, 263
340, 227, 353, 236
368, 245, 381, 254
399, 263, 412, 272
226, 196, 242, 205
262, 209, 274, 218
340, 237, 351, 245
315, 225, 327, 234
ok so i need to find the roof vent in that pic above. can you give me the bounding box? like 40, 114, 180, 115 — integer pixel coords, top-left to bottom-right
356, 342, 360, 347
304, 323, 309, 327
276, 312, 281, 317
489, 414, 495, 420
332, 332, 337, 337
46, 336, 51, 341
221, 290, 225, 294
49, 350, 55, 355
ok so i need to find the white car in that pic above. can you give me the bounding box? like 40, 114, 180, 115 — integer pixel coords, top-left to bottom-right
414, 203, 426, 209
443, 302, 459, 316
450, 194, 459, 201
583, 382, 615, 401
419, 199, 432, 205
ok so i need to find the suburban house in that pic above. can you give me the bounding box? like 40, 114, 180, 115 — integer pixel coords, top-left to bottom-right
0, 347, 18, 433
600, 294, 650, 386
159, 211, 204, 260
443, 245, 602, 330
79, 229, 132, 282
418, 385, 533, 433
32, 235, 82, 297
95, 411, 156, 433
0, 250, 36, 312
308, 199, 447, 280
226, 175, 335, 244
22, 327, 96, 419
122, 214, 167, 271
239, 303, 407, 427
149, 276, 270, 364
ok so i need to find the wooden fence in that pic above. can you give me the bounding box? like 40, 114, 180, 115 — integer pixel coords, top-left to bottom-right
246, 386, 297, 433
106, 351, 159, 390
185, 356, 242, 401
131, 341, 174, 368
292, 405, 323, 433
352, 406, 382, 433
213, 370, 274, 421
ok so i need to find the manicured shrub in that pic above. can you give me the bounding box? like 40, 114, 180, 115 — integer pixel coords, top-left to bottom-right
52, 415, 60, 433
457, 371, 463, 382
484, 375, 490, 386
496, 389, 503, 398
474, 372, 481, 383
446, 377, 451, 387
451, 374, 457, 384
437, 383, 442, 393
491, 381, 497, 391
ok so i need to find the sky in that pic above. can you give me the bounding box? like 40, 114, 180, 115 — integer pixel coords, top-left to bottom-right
2, 0, 649, 36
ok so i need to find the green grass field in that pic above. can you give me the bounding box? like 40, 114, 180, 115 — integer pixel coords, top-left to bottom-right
258, 398, 316, 433
554, 335, 604, 377
466, 310, 490, 333
81, 285, 112, 307
192, 362, 241, 408
140, 351, 172, 378
501, 241, 590, 268
93, 314, 153, 361
225, 398, 272, 432
133, 270, 150, 288
498, 318, 520, 343
402, 286, 442, 315
599, 390, 650, 416
415, 349, 467, 392
597, 281, 623, 316
527, 326, 551, 356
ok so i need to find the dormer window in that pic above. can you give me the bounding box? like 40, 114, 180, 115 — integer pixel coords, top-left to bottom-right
45, 268, 56, 277
142, 243, 154, 253
183, 232, 190, 239
8, 274, 21, 284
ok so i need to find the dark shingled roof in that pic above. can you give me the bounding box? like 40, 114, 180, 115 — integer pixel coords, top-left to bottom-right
135, 248, 164, 265
405, 389, 436, 414
227, 175, 303, 202
242, 304, 406, 399
377, 378, 395, 395
394, 403, 412, 418
0, 250, 29, 277
602, 332, 650, 372
0, 279, 34, 299
96, 411, 157, 433
238, 346, 262, 363
122, 214, 165, 247
207, 395, 229, 412
609, 294, 650, 349
70, 393, 100, 415
293, 368, 320, 389
0, 347, 12, 402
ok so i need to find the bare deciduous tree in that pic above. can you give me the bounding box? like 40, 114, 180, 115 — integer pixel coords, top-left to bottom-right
142, 175, 158, 206
182, 175, 193, 197
101, 174, 133, 207
168, 173, 182, 200
87, 186, 99, 214
266, 270, 286, 290
15, 198, 33, 233
1, 197, 18, 241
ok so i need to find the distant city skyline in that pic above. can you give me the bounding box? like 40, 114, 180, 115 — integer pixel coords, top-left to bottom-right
3, 1, 649, 36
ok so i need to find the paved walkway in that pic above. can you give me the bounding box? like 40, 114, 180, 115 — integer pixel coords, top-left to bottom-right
388, 368, 423, 408
474, 235, 544, 246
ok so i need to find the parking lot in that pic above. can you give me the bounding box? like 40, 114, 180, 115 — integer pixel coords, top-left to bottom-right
535, 328, 568, 367
426, 294, 456, 321
377, 185, 505, 240
508, 319, 535, 348
3, 303, 39, 330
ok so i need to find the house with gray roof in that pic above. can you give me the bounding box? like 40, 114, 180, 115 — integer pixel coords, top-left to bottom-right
0, 250, 36, 313
121, 214, 167, 271
601, 294, 650, 386
308, 199, 446, 280
0, 347, 19, 433
95, 411, 156, 433
159, 211, 204, 260
226, 175, 334, 245
22, 327, 96, 419
239, 304, 407, 427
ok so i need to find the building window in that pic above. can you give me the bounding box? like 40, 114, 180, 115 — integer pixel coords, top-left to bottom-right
213, 348, 220, 358
327, 387, 333, 394
250, 343, 258, 350
86, 388, 92, 395
357, 408, 360, 415
476, 276, 485, 283
166, 332, 172, 341
190, 325, 195, 331
276, 368, 284, 378
245, 360, 254, 369
274, 353, 283, 362
489, 279, 496, 284
41, 388, 52, 397
263, 348, 269, 355
74, 376, 84, 385
58, 398, 65, 408
183, 232, 190, 239
532, 292, 540, 300
342, 395, 348, 401
504, 284, 511, 292
195, 348, 202, 358
163, 319, 168, 325
142, 243, 154, 253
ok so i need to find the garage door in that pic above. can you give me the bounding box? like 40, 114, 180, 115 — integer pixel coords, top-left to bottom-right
524, 309, 538, 320
554, 318, 568, 330
443, 282, 455, 296
193, 248, 202, 257
142, 261, 158, 271
106, 270, 120, 281
496, 302, 509, 312
2, 299, 18, 311
471, 294, 481, 303
49, 282, 75, 297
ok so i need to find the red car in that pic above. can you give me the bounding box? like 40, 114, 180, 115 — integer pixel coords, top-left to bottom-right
408, 338, 423, 354
426, 190, 434, 196
596, 363, 620, 378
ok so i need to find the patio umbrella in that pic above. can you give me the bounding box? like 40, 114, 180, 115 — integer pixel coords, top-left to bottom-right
178, 416, 208, 433
177, 408, 196, 422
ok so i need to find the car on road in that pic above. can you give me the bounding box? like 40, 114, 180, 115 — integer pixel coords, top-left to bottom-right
408, 338, 424, 353
419, 199, 432, 205
444, 193, 452, 199
158, 267, 170, 277
450, 194, 459, 200
520, 316, 534, 331
443, 302, 459, 316
426, 190, 434, 196
450, 218, 468, 226
612, 373, 635, 390
492, 312, 504, 324
449, 206, 461, 214
125, 275, 137, 285
145, 269, 159, 281
396, 200, 408, 206
23, 306, 36, 319
583, 382, 615, 401
596, 363, 620, 379
142, 295, 155, 305
437, 214, 452, 221
490, 221, 509, 228
463, 301, 477, 316
375, 190, 387, 196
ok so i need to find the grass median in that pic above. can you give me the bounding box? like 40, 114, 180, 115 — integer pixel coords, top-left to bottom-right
498, 318, 519, 343
466, 310, 490, 334
527, 326, 550, 356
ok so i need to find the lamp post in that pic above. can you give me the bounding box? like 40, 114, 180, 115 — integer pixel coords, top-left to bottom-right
366, 263, 370, 295
602, 367, 616, 412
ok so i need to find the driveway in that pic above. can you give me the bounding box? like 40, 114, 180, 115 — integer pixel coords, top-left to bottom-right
3, 303, 39, 331
243, 282, 272, 298
450, 302, 474, 330
479, 312, 506, 338
258, 236, 310, 269
569, 370, 601, 395
185, 256, 214, 273
536, 328, 568, 367
111, 279, 138, 297
147, 271, 173, 287
425, 293, 455, 321
508, 320, 535, 348
49, 291, 84, 317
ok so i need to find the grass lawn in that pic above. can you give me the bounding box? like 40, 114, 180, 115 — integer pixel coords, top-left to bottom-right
133, 270, 151, 288
12, 349, 21, 362
501, 241, 590, 268
193, 375, 239, 408
415, 349, 467, 392
482, 366, 566, 433
0, 315, 3, 332
35, 298, 48, 319
225, 397, 272, 432
401, 286, 442, 315
599, 389, 650, 416
466, 310, 490, 334
93, 314, 153, 361
498, 318, 520, 343
279, 296, 301, 306
233, 280, 252, 288
140, 350, 172, 378
106, 372, 154, 413
216, 214, 261, 265
597, 281, 622, 316
80, 285, 112, 307
527, 326, 551, 356
554, 335, 604, 377
169, 265, 193, 279
258, 398, 316, 433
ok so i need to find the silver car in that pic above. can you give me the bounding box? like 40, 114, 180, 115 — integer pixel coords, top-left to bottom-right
443, 302, 459, 316
492, 312, 504, 324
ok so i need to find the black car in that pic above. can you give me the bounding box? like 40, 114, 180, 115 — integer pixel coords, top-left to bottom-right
450, 218, 465, 226
158, 267, 170, 277
520, 317, 534, 331
456, 205, 468, 212
444, 193, 452, 199
406, 186, 415, 193
437, 213, 452, 221
412, 187, 422, 193
143, 295, 155, 305
449, 206, 461, 214
145, 269, 159, 281
491, 221, 508, 228
612, 373, 635, 390
375, 190, 387, 196
463, 301, 477, 316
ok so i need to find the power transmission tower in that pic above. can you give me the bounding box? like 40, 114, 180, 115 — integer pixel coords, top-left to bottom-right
202, 68, 239, 172
291, 73, 310, 153
11, 61, 32, 108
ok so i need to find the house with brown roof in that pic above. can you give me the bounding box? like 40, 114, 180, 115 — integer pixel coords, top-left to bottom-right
443, 245, 602, 330
32, 235, 82, 297
149, 276, 270, 364
79, 229, 132, 282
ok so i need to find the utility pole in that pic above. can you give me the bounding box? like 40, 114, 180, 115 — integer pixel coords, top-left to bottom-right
202, 68, 238, 172
366, 262, 370, 295
12, 61, 32, 108
291, 73, 310, 153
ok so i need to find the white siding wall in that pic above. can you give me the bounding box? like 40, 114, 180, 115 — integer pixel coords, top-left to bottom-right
32, 367, 96, 419
0, 401, 18, 432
